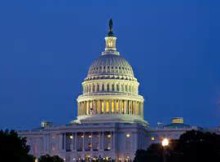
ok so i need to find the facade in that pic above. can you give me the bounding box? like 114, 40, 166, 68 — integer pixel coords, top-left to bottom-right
19, 20, 198, 162
147, 117, 200, 147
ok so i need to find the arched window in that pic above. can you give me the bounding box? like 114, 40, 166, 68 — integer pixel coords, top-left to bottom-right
93, 84, 95, 92
102, 84, 105, 91
84, 86, 87, 93
107, 84, 110, 91
117, 84, 119, 91
97, 84, 99, 92
88, 85, 91, 92
125, 85, 128, 92
112, 84, 115, 91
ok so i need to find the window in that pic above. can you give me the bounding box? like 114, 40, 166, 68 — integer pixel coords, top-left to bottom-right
121, 85, 124, 91
93, 84, 95, 92
97, 84, 99, 92
107, 84, 109, 91
117, 84, 119, 91
112, 84, 114, 91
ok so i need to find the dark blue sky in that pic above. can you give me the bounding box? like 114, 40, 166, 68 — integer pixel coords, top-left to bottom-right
0, 0, 220, 129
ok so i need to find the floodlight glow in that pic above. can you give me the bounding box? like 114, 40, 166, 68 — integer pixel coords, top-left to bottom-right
162, 138, 169, 147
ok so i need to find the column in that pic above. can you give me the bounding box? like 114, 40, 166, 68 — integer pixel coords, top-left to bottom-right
117, 100, 119, 113
137, 101, 140, 115
95, 84, 97, 92
139, 102, 143, 117
103, 100, 106, 113
111, 131, 113, 150
112, 100, 115, 113
135, 101, 138, 115
93, 100, 97, 114
109, 99, 112, 113
128, 101, 130, 114
119, 100, 122, 113
123, 100, 125, 114
83, 101, 86, 115
121, 100, 124, 113
74, 133, 77, 150
121, 100, 124, 114
79, 102, 81, 115
77, 103, 80, 115
80, 102, 83, 115
124, 100, 127, 114
102, 132, 105, 150
89, 100, 92, 114
99, 132, 103, 150
100, 100, 102, 114
84, 101, 87, 115
91, 132, 93, 151
60, 133, 64, 151
105, 100, 107, 113
132, 101, 135, 115
84, 101, 86, 115
80, 102, 82, 115
106, 100, 108, 113
64, 133, 66, 151
101, 100, 104, 113
83, 132, 85, 151
114, 100, 117, 113
97, 100, 100, 114
136, 102, 139, 115
118, 100, 120, 113
130, 101, 132, 114
87, 101, 89, 115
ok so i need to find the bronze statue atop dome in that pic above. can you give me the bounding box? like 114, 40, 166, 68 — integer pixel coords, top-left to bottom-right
108, 18, 114, 36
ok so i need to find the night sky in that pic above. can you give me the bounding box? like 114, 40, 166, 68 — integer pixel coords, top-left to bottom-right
0, 0, 220, 129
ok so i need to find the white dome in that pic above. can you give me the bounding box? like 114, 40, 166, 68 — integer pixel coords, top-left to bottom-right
75, 20, 147, 125
85, 54, 135, 81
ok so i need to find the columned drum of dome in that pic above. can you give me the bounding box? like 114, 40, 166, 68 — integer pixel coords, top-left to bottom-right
75, 20, 147, 125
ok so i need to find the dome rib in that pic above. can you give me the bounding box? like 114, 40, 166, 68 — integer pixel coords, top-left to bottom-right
85, 54, 135, 81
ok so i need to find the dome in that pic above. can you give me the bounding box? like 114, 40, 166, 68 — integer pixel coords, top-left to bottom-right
75, 19, 147, 126
85, 54, 136, 81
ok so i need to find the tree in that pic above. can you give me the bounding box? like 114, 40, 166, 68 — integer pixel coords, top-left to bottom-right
134, 149, 148, 162
38, 154, 64, 162
0, 129, 35, 162
175, 130, 220, 162
134, 143, 167, 162
134, 130, 220, 162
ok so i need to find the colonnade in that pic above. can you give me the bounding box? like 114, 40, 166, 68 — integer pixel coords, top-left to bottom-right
78, 100, 143, 116
62, 131, 114, 152
88, 65, 133, 78
83, 82, 138, 95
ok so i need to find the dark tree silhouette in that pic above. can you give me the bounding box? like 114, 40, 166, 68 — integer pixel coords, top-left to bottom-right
175, 130, 220, 162
134, 149, 148, 162
0, 129, 35, 162
134, 130, 220, 162
38, 154, 64, 162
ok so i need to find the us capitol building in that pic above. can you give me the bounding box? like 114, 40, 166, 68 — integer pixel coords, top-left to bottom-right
19, 20, 199, 162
